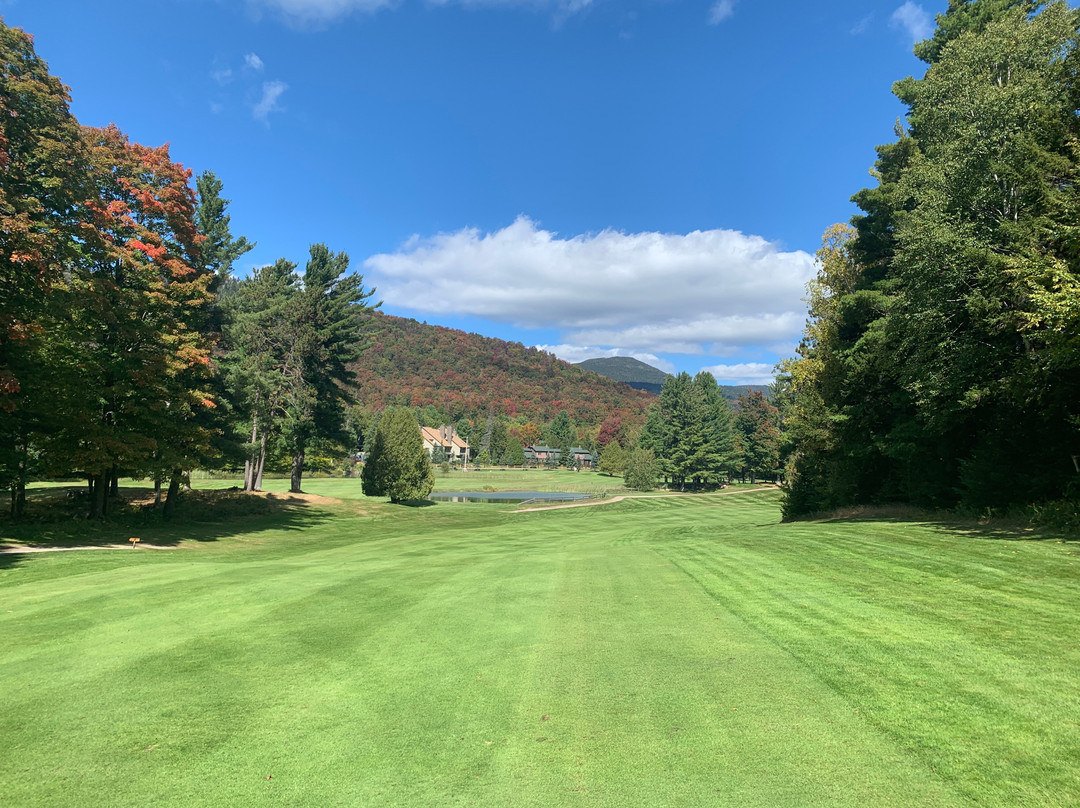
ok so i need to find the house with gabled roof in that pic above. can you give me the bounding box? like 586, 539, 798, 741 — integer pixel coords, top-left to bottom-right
420, 425, 470, 465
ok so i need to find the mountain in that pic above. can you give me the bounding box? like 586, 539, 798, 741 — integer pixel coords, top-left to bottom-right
576, 357, 669, 394
576, 356, 773, 401
349, 313, 654, 427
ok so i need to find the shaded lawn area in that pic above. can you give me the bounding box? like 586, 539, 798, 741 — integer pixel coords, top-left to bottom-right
2, 485, 340, 552
1, 489, 1078, 806
192, 468, 634, 497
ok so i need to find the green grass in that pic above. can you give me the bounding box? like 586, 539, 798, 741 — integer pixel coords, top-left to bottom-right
2, 485, 1078, 806
193, 467, 634, 495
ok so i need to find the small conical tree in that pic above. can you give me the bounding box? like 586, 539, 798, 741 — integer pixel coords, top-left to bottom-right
361, 407, 434, 503
562, 447, 578, 469
598, 441, 627, 477
507, 439, 526, 467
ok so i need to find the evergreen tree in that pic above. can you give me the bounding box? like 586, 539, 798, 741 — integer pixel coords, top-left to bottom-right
507, 439, 526, 467
285, 244, 378, 493
489, 418, 510, 464
545, 410, 574, 453
648, 373, 709, 490
361, 407, 434, 503
195, 170, 253, 281
223, 245, 378, 493
624, 448, 660, 491
693, 371, 738, 486
224, 259, 302, 492
563, 448, 579, 470
735, 391, 781, 484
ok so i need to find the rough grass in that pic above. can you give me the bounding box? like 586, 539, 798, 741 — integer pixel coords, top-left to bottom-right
1, 485, 1078, 806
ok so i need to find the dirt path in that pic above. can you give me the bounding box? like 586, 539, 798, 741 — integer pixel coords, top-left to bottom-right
0, 542, 179, 555
512, 486, 776, 512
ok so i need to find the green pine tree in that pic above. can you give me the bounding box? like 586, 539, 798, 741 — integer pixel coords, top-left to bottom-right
361, 407, 434, 503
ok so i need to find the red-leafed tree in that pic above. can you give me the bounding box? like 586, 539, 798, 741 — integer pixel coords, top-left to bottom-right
596, 416, 624, 448
56, 124, 216, 518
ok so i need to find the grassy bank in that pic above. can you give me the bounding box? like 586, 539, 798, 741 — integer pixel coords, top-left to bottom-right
1, 486, 1077, 806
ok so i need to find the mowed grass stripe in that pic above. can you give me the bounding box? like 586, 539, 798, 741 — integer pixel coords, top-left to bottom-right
479, 524, 960, 807
642, 495, 1080, 807
2, 519, 530, 804
2, 486, 1078, 806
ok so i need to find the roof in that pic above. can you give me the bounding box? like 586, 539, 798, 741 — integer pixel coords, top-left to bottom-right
420, 425, 468, 449
525, 445, 595, 456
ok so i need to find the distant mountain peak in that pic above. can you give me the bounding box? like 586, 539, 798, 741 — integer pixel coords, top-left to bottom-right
576, 356, 771, 401
576, 356, 669, 387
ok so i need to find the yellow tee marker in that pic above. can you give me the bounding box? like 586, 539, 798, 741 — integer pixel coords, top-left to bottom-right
129, 537, 140, 549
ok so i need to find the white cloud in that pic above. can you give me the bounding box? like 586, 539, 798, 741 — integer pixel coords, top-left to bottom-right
850, 13, 873, 35
244, 53, 265, 71
700, 362, 776, 386
535, 344, 676, 373
252, 80, 288, 123
365, 216, 813, 358
250, 0, 394, 23
890, 2, 932, 44
569, 313, 807, 356
707, 0, 735, 25
248, 0, 589, 23
211, 67, 233, 85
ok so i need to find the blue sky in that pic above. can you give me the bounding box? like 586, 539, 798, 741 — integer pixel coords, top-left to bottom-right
4, 0, 941, 383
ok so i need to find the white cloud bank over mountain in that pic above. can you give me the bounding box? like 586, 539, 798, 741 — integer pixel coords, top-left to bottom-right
365, 216, 813, 375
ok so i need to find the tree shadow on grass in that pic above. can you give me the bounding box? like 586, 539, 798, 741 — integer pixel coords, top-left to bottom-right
0, 486, 340, 567
799, 504, 1077, 543
398, 499, 437, 508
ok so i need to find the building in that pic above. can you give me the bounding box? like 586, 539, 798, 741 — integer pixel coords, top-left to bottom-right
420, 425, 470, 464
523, 445, 597, 468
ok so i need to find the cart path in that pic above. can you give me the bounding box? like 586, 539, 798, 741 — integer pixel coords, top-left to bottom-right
512, 486, 776, 512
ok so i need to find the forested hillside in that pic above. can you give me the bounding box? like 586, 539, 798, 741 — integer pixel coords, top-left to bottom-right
349, 313, 654, 427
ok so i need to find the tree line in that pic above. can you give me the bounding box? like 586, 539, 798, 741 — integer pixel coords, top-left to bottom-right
778, 1, 1080, 518
597, 372, 780, 490
0, 22, 377, 518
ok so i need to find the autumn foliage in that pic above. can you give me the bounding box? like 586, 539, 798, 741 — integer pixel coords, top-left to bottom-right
351, 312, 653, 430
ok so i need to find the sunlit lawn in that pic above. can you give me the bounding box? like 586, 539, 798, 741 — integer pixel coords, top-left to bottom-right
2, 485, 1078, 806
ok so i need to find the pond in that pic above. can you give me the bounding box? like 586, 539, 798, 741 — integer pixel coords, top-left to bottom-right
428, 490, 591, 504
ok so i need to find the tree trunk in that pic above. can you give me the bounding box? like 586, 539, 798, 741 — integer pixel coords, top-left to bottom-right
254, 429, 267, 491
163, 468, 183, 520
13, 480, 25, 519
154, 475, 162, 507
110, 466, 119, 497
290, 445, 305, 493
243, 412, 258, 492
90, 472, 106, 520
